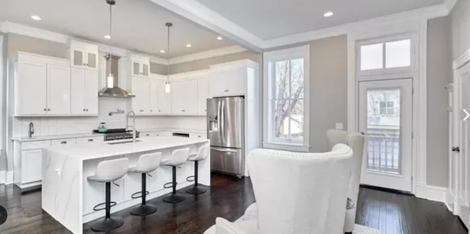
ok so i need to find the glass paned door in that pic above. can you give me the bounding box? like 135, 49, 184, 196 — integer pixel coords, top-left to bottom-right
359, 79, 413, 192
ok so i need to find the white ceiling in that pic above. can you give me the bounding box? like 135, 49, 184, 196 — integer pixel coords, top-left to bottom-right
196, 0, 444, 40
0, 0, 234, 58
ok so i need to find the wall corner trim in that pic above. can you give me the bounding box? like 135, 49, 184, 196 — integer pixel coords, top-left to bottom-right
416, 182, 448, 204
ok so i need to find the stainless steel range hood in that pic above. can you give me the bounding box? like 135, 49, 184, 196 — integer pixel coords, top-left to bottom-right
99, 55, 135, 98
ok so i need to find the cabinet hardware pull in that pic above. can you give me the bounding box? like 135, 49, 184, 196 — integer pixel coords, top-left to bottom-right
48, 108, 50, 111
83, 109, 86, 111
44, 108, 47, 111
88, 139, 93, 142
61, 141, 67, 144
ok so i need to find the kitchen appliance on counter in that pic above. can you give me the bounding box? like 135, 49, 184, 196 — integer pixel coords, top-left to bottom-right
93, 128, 140, 141
207, 97, 245, 177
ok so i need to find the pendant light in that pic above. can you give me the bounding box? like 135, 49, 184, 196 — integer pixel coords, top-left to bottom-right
106, 0, 115, 89
165, 22, 172, 93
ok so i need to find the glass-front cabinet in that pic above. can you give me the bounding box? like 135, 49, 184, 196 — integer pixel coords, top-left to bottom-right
69, 41, 98, 70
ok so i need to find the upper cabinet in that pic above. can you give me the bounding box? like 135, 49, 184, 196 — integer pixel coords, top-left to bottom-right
124, 54, 150, 78
209, 60, 258, 97
197, 76, 210, 115
15, 52, 71, 116
69, 40, 99, 70
171, 78, 198, 115
70, 68, 99, 116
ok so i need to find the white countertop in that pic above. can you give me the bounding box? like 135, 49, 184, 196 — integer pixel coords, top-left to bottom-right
12, 128, 207, 142
46, 136, 209, 161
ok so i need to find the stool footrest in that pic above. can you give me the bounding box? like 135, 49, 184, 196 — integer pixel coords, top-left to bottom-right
93, 201, 117, 211
186, 176, 195, 182
163, 181, 177, 189
131, 191, 150, 199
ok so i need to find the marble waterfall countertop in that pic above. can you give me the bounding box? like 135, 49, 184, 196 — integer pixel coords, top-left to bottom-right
46, 136, 209, 161
11, 128, 206, 142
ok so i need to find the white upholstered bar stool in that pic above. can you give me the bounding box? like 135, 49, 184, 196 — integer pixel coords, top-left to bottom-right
87, 158, 129, 232
128, 152, 162, 216
162, 148, 190, 204
186, 145, 209, 195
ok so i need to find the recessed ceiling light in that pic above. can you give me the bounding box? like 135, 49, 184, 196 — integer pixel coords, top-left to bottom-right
160, 50, 165, 53
31, 15, 42, 21
104, 35, 111, 39
324, 11, 334, 17
217, 36, 223, 41
186, 44, 192, 48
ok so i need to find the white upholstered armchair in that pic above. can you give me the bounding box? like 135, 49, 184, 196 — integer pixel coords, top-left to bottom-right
205, 144, 354, 234
327, 130, 365, 234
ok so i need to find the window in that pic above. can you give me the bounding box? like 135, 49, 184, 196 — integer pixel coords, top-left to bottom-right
379, 101, 395, 115
263, 45, 310, 152
358, 36, 414, 76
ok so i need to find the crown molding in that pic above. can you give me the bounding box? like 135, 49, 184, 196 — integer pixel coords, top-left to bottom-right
263, 4, 448, 48
444, 0, 458, 12
149, 0, 263, 52
453, 48, 470, 70
168, 45, 247, 65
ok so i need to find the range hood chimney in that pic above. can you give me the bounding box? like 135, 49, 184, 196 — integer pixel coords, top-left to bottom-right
99, 55, 135, 98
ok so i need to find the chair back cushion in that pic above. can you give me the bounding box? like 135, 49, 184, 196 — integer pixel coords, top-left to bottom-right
247, 144, 353, 234
193, 145, 210, 161
94, 158, 129, 182
169, 148, 190, 166
136, 152, 162, 173
326, 129, 349, 149
345, 133, 365, 204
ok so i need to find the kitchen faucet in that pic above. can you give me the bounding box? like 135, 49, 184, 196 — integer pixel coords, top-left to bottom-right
126, 111, 136, 144
28, 122, 34, 138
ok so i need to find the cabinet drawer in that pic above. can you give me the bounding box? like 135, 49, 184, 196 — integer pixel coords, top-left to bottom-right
51, 138, 77, 146
190, 133, 207, 139
22, 141, 51, 150
76, 136, 103, 145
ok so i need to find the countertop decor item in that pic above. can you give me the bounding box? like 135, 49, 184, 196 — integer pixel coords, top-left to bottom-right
98, 122, 107, 133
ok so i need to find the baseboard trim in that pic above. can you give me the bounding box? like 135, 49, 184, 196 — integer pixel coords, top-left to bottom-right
416, 183, 446, 203
0, 171, 5, 184
360, 184, 413, 196
2, 171, 14, 185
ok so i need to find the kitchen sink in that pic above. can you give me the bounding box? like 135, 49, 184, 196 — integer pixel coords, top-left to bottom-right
106, 140, 142, 145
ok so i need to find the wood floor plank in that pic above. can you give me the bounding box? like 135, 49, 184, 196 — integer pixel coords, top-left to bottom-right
0, 175, 466, 234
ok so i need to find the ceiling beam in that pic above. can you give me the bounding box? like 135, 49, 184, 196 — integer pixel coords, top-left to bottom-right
149, 0, 263, 53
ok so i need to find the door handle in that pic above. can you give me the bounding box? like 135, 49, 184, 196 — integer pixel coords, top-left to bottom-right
211, 147, 239, 153
452, 147, 460, 152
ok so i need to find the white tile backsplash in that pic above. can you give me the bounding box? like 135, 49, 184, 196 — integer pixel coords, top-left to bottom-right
12, 98, 207, 138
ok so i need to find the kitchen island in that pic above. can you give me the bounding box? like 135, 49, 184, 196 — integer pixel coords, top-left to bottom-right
42, 136, 210, 234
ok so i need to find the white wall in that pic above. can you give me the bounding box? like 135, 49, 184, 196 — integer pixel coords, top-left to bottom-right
450, 0, 470, 60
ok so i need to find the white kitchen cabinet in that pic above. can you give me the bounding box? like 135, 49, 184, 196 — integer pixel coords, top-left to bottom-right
132, 60, 150, 77
21, 149, 43, 184
171, 78, 198, 115
131, 76, 151, 115
76, 136, 104, 145
47, 64, 71, 115
210, 60, 259, 97
71, 68, 99, 115
69, 41, 98, 70
51, 138, 77, 146
197, 76, 209, 116
15, 52, 72, 116
190, 133, 207, 139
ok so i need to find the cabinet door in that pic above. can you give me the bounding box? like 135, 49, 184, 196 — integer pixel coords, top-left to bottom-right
197, 76, 209, 115
132, 77, 150, 115
71, 68, 87, 115
47, 64, 71, 115
171, 79, 197, 115
149, 79, 159, 114
157, 80, 171, 115
86, 51, 98, 70
85, 70, 99, 115
72, 49, 85, 68
210, 68, 246, 97
21, 149, 43, 184
18, 61, 48, 115
142, 63, 149, 77
132, 62, 140, 76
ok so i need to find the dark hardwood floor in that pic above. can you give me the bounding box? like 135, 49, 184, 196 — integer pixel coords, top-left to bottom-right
0, 174, 466, 234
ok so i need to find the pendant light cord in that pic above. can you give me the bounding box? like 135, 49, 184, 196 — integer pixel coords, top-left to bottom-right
166, 23, 172, 81
108, 3, 113, 75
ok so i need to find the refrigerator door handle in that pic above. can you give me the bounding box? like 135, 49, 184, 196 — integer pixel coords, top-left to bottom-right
211, 147, 239, 153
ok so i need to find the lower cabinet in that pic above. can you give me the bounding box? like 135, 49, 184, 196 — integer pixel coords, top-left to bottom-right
21, 149, 43, 184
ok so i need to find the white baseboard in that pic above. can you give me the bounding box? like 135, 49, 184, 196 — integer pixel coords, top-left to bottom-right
0, 171, 5, 184
416, 182, 447, 203
4, 171, 13, 185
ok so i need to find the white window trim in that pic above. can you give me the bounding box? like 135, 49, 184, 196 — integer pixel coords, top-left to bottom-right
263, 45, 310, 152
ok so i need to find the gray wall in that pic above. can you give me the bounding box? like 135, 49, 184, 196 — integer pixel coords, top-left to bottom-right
426, 17, 453, 187
7, 33, 68, 59
169, 51, 261, 74
450, 0, 470, 60
150, 62, 168, 75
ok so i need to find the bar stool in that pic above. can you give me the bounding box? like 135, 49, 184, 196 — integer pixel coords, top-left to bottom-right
186, 145, 209, 195
128, 152, 162, 216
87, 158, 129, 232
162, 148, 190, 204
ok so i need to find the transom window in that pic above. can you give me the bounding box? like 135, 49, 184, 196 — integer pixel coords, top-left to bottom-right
263, 45, 310, 152
358, 35, 415, 76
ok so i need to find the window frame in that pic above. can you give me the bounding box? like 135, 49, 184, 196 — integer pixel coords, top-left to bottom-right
356, 33, 417, 77
263, 45, 310, 152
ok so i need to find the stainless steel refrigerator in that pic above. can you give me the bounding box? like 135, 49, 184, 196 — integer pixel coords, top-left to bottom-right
207, 97, 245, 177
